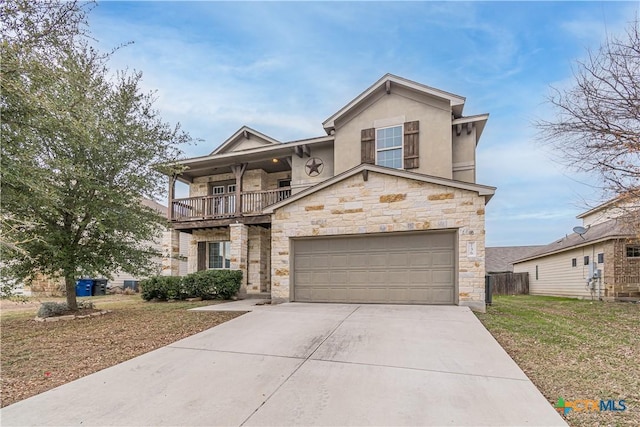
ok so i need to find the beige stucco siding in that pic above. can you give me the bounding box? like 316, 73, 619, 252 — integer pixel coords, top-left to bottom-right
452, 127, 476, 183
271, 171, 488, 310
333, 90, 453, 179
291, 143, 335, 194
513, 242, 611, 298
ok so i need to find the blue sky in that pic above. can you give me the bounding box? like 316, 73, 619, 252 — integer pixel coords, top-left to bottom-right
89, 1, 638, 247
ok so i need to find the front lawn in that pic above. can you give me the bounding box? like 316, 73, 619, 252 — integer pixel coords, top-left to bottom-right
0, 295, 244, 407
476, 295, 639, 427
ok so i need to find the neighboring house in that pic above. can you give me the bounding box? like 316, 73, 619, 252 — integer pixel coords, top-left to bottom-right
109, 198, 190, 289
166, 74, 496, 311
513, 200, 639, 300
486, 246, 543, 273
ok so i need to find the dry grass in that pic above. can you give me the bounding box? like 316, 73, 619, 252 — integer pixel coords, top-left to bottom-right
476, 295, 639, 427
0, 295, 244, 407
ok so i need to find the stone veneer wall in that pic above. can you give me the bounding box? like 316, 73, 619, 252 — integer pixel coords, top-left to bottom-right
189, 170, 291, 197
230, 224, 249, 294
188, 228, 231, 273
270, 171, 488, 311
248, 226, 271, 293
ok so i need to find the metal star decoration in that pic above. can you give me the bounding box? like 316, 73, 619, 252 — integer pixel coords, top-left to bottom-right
305, 158, 324, 176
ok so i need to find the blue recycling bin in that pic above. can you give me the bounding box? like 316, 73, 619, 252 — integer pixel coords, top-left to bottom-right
75, 279, 93, 297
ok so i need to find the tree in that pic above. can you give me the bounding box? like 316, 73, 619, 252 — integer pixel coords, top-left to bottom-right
1, 0, 190, 309
537, 19, 639, 217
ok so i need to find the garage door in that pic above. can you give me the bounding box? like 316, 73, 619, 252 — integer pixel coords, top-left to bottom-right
293, 231, 455, 304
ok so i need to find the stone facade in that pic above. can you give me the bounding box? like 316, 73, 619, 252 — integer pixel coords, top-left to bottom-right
189, 170, 291, 198
248, 226, 271, 292
188, 228, 231, 273
161, 229, 182, 276
230, 224, 249, 295
187, 226, 269, 295
270, 170, 487, 311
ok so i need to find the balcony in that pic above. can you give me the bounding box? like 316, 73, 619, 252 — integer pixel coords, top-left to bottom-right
170, 187, 291, 226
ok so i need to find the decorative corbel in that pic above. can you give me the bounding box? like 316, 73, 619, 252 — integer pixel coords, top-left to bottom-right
456, 124, 462, 136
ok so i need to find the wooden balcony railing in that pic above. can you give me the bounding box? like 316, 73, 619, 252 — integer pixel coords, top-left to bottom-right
171, 187, 291, 221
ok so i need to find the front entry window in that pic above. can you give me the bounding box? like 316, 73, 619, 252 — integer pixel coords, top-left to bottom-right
209, 241, 231, 269
376, 125, 403, 169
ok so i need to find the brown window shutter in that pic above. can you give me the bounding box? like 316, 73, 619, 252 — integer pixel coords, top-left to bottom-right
403, 121, 419, 169
361, 128, 375, 164
197, 242, 206, 271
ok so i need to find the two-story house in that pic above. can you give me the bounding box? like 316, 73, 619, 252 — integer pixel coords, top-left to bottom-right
165, 74, 496, 311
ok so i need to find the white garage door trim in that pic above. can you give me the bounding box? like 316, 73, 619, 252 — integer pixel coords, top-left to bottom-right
291, 231, 457, 305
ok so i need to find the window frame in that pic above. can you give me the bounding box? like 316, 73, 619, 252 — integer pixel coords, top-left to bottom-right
375, 124, 404, 169
571, 258, 577, 267
584, 256, 590, 265
207, 241, 231, 269
627, 245, 640, 258
597, 253, 604, 264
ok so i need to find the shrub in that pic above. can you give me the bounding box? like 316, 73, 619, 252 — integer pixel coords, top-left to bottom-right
78, 300, 95, 309
37, 302, 68, 318
36, 300, 95, 318
182, 270, 214, 299
140, 276, 184, 301
182, 270, 242, 300
183, 270, 242, 299
141, 270, 242, 301
212, 270, 242, 299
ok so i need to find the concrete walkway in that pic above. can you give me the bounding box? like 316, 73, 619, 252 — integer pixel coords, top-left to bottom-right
1, 303, 566, 426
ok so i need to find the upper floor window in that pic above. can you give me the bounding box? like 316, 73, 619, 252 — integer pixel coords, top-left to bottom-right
361, 121, 419, 169
376, 125, 403, 169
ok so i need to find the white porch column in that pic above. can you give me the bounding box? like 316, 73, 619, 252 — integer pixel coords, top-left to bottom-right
230, 223, 249, 296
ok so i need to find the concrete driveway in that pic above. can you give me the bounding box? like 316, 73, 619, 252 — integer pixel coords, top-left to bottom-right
1, 303, 566, 426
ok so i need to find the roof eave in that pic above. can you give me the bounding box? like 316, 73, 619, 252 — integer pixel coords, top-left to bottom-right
322, 74, 466, 133
265, 164, 496, 213
513, 234, 632, 263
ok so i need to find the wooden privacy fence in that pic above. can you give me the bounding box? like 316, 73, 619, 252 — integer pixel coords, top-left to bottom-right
487, 272, 529, 296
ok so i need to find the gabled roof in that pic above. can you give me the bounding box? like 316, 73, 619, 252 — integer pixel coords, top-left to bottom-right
210, 126, 280, 155
486, 246, 544, 273
322, 74, 466, 134
264, 163, 496, 213
513, 217, 635, 264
